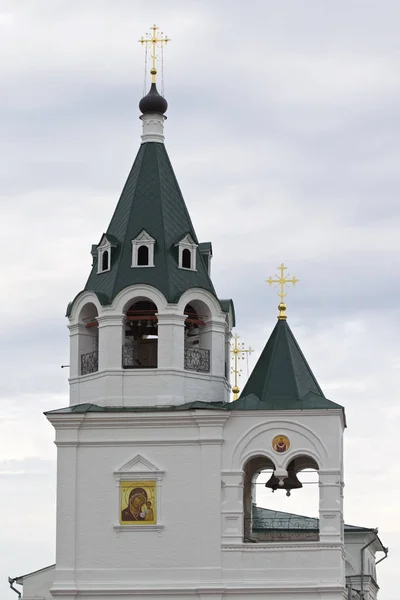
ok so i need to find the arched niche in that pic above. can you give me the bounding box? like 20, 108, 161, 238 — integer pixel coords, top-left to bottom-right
243, 453, 321, 543
123, 299, 158, 368
78, 302, 99, 375
183, 300, 213, 373
242, 455, 275, 541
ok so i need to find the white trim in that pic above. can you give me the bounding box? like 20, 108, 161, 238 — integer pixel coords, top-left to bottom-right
113, 523, 164, 532
97, 234, 117, 274
176, 234, 198, 271
131, 230, 155, 268
97, 246, 111, 274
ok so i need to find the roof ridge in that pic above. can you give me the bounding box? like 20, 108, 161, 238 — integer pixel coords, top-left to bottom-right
286, 322, 325, 398
282, 321, 301, 401
110, 145, 147, 301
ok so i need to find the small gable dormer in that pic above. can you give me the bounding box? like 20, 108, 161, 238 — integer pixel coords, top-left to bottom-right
97, 234, 118, 274
176, 234, 197, 271
131, 229, 155, 267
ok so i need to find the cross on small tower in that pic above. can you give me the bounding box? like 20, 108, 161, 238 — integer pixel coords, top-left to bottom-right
230, 334, 253, 401
139, 24, 170, 84
266, 263, 299, 320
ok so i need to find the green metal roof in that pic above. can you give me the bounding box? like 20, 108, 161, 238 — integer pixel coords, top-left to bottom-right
252, 505, 376, 533
75, 142, 218, 308
235, 319, 343, 412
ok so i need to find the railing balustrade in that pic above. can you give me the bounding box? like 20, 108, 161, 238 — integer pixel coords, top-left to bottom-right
80, 351, 98, 375
184, 347, 210, 373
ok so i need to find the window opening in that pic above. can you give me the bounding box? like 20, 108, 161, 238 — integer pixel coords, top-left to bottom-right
123, 300, 158, 368
243, 455, 319, 543
137, 245, 149, 266
182, 248, 191, 269
184, 303, 210, 373
79, 303, 99, 375
101, 250, 109, 271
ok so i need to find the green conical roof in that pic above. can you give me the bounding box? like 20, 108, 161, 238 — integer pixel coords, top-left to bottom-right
82, 142, 216, 305
233, 319, 343, 411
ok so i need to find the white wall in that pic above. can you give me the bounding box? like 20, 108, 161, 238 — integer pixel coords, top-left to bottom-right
45, 407, 346, 599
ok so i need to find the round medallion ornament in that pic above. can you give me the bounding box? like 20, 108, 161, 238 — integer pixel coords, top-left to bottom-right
272, 435, 290, 454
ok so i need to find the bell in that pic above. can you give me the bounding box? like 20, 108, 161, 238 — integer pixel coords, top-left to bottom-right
265, 468, 303, 497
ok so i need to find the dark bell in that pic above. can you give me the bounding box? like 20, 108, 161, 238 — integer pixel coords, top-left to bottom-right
265, 468, 303, 497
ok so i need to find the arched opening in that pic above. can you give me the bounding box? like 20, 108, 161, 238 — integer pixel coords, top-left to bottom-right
79, 303, 99, 375
184, 301, 211, 373
243, 454, 320, 543
123, 300, 158, 368
137, 245, 149, 266
182, 248, 192, 269
101, 249, 109, 271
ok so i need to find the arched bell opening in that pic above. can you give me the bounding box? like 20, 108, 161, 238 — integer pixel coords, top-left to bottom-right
242, 455, 275, 542
183, 301, 211, 373
255, 454, 320, 542
123, 300, 158, 368
78, 303, 99, 375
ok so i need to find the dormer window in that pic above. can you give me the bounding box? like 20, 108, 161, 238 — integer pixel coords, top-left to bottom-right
132, 230, 155, 267
176, 234, 197, 271
97, 234, 117, 274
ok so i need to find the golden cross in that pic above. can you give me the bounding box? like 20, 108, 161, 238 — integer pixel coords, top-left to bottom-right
139, 24, 170, 84
230, 334, 253, 401
266, 263, 299, 320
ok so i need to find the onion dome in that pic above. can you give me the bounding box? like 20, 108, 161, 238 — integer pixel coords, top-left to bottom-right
139, 83, 168, 115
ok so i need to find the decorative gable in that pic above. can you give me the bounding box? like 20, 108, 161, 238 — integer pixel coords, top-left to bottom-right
176, 233, 198, 271
114, 454, 164, 480
131, 229, 155, 267
97, 234, 118, 274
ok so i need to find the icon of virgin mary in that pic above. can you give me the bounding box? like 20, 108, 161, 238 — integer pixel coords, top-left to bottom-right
121, 487, 148, 522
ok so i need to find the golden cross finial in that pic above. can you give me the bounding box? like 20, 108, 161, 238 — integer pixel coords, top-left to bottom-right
139, 24, 170, 84
230, 334, 253, 401
266, 263, 299, 320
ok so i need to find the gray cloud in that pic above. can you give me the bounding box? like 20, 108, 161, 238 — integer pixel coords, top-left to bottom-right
1, 0, 400, 596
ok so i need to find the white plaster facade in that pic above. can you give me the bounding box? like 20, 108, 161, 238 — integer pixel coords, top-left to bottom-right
21, 408, 348, 600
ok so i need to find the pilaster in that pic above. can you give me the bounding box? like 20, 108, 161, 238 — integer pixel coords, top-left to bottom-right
97, 314, 124, 370
156, 313, 186, 370
319, 469, 343, 544
221, 471, 244, 544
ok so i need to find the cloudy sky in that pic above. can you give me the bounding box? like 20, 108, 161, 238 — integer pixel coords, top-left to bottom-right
1, 0, 399, 596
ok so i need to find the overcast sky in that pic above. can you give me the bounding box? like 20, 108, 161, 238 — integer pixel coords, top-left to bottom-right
1, 0, 399, 597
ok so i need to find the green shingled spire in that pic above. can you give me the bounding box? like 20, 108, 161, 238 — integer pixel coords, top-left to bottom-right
82, 142, 216, 305
233, 319, 343, 411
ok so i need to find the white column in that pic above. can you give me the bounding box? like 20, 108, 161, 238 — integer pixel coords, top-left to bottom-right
156, 313, 186, 370
68, 324, 82, 379
49, 416, 83, 594
97, 314, 124, 371
203, 319, 226, 378
319, 469, 343, 544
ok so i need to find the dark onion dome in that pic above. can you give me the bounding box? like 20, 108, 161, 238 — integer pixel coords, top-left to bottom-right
139, 83, 168, 115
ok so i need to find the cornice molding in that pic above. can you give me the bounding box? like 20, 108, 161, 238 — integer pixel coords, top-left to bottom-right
50, 583, 346, 596
222, 542, 345, 551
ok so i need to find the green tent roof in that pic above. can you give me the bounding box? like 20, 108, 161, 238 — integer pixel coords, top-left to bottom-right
78, 142, 217, 306
235, 319, 343, 411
